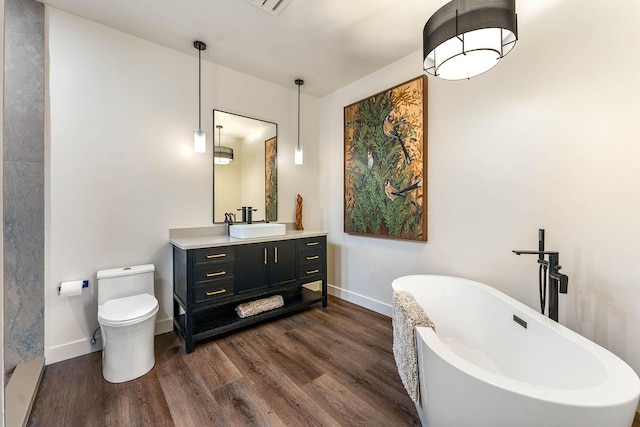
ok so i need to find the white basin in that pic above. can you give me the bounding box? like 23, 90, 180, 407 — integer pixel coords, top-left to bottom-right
229, 223, 286, 239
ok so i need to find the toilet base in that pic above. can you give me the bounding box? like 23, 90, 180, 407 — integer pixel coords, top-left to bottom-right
100, 312, 157, 383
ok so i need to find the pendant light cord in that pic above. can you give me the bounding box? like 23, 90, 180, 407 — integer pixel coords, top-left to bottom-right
297, 83, 300, 150
198, 46, 202, 130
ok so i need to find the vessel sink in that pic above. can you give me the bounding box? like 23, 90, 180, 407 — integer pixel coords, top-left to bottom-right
229, 223, 286, 239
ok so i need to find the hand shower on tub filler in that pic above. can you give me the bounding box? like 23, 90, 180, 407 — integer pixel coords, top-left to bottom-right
513, 229, 569, 322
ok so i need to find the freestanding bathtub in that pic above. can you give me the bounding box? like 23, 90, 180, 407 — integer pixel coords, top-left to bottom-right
392, 275, 640, 427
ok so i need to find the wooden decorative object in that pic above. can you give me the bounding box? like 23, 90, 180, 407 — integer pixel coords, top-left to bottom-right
295, 194, 304, 230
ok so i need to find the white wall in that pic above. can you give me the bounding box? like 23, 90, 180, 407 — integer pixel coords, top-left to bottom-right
213, 136, 242, 219
45, 8, 320, 363
319, 0, 640, 376
240, 129, 267, 217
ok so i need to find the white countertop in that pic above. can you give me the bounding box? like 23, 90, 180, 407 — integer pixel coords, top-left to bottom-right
170, 229, 328, 250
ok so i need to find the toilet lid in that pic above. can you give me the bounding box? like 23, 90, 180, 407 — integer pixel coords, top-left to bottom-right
98, 293, 158, 326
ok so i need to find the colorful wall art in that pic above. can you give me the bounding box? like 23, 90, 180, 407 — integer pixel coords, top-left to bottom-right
344, 75, 428, 241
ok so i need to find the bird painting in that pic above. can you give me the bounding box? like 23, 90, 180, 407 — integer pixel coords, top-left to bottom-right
384, 179, 422, 201
383, 115, 411, 165
343, 75, 427, 240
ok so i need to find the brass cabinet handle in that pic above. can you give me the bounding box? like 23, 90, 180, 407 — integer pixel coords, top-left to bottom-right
206, 271, 226, 277
306, 269, 319, 275
306, 255, 319, 260
264, 248, 267, 265
206, 289, 226, 296
206, 253, 226, 259
306, 242, 319, 246
274, 247, 278, 264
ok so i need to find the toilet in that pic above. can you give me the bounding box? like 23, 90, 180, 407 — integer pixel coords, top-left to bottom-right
97, 264, 159, 383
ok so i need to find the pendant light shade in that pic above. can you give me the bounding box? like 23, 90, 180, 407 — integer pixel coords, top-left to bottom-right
214, 125, 234, 165
294, 79, 304, 165
194, 128, 206, 153
194, 40, 206, 153
423, 0, 517, 80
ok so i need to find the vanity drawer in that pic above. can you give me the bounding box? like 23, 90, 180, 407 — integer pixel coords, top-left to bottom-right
299, 262, 324, 282
194, 247, 235, 265
297, 236, 326, 252
194, 263, 235, 283
194, 278, 234, 305
299, 248, 323, 266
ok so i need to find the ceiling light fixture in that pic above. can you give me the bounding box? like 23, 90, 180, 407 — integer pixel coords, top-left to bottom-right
193, 40, 207, 153
214, 125, 234, 165
423, 0, 517, 80
294, 79, 304, 165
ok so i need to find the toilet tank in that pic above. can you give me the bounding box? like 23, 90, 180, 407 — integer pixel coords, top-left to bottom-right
97, 264, 155, 305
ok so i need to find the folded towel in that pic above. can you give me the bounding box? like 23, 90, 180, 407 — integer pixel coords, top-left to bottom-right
392, 290, 435, 405
236, 295, 284, 318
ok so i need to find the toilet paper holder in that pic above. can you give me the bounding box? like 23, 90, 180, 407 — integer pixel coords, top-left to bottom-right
58, 280, 89, 296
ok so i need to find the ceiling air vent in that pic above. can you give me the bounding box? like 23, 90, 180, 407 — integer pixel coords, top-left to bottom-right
244, 0, 292, 16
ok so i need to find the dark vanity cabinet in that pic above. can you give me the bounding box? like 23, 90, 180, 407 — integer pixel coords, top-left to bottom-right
235, 240, 297, 294
172, 234, 327, 353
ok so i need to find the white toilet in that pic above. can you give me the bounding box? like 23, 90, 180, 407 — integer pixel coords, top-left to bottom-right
97, 264, 159, 383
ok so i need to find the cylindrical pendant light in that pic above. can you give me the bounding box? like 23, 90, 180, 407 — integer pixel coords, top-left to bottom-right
194, 40, 207, 153
423, 0, 517, 80
294, 79, 304, 165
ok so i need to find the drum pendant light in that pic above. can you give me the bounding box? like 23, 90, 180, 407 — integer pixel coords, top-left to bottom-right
294, 79, 304, 165
423, 0, 518, 80
193, 40, 207, 153
214, 125, 234, 165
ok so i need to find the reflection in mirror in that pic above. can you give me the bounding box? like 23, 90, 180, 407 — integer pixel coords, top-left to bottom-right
213, 110, 277, 223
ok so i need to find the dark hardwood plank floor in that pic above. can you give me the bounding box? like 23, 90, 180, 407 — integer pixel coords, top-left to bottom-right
27, 294, 640, 427
28, 296, 420, 426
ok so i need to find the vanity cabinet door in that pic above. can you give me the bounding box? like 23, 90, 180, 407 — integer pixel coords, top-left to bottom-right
235, 243, 269, 294
235, 240, 297, 294
269, 240, 296, 287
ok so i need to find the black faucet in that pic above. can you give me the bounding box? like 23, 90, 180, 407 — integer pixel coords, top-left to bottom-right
513, 229, 569, 322
236, 206, 258, 224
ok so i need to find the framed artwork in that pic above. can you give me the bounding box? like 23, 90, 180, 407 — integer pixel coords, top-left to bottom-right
265, 136, 277, 221
344, 75, 428, 241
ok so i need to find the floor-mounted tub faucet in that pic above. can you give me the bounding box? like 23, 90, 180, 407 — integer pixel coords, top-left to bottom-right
513, 229, 569, 322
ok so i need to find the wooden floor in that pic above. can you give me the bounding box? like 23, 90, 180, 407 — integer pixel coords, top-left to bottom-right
27, 294, 640, 427
28, 296, 421, 426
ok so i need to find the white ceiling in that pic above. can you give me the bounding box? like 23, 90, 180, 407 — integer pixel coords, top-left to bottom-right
38, 0, 542, 98
38, 0, 450, 97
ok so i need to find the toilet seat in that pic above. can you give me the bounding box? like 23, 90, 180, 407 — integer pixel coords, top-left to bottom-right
98, 293, 158, 327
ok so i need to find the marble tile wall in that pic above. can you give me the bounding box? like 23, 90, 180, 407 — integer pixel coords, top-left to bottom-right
3, 0, 45, 375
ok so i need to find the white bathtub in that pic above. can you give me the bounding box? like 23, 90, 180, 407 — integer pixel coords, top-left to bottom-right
392, 275, 640, 427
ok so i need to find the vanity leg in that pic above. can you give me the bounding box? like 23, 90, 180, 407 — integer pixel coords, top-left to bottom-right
322, 279, 328, 308
184, 310, 194, 354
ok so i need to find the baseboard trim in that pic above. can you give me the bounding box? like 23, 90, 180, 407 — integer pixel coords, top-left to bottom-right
45, 317, 174, 365
5, 357, 45, 427
327, 284, 391, 317
156, 317, 173, 334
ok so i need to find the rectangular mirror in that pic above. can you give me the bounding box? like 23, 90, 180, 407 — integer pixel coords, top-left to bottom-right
213, 110, 277, 223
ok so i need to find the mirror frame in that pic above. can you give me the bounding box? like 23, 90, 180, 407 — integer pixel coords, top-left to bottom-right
212, 109, 278, 224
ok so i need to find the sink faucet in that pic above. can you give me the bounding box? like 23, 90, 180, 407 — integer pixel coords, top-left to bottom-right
513, 229, 569, 322
237, 206, 258, 224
